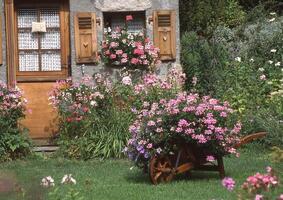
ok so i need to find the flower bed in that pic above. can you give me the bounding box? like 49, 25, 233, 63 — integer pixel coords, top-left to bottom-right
0, 82, 31, 161
125, 92, 241, 168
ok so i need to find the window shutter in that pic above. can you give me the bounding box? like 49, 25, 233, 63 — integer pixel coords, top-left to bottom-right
0, 15, 2, 65
74, 12, 97, 64
153, 10, 176, 61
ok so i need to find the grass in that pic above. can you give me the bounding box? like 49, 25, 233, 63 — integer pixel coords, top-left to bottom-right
0, 146, 282, 200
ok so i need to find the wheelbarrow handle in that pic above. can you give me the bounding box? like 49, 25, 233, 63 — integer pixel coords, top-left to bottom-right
235, 132, 267, 149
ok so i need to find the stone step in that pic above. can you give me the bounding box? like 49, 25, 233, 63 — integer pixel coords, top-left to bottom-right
33, 146, 59, 152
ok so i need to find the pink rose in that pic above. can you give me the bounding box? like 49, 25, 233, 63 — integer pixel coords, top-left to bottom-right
110, 54, 117, 59
126, 15, 133, 21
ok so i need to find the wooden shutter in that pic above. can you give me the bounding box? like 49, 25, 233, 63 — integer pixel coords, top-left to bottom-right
153, 10, 176, 61
74, 12, 97, 64
0, 15, 2, 65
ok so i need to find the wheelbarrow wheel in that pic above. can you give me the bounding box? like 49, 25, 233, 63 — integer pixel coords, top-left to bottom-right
149, 155, 174, 185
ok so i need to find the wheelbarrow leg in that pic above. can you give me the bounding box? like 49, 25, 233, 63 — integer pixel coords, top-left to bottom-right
217, 157, 225, 179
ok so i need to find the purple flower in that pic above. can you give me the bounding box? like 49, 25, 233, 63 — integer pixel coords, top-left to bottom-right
222, 177, 236, 191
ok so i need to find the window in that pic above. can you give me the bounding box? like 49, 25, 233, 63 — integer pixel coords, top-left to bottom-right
17, 7, 62, 72
104, 12, 145, 34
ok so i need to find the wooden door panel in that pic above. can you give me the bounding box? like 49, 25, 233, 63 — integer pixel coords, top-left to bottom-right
18, 83, 58, 139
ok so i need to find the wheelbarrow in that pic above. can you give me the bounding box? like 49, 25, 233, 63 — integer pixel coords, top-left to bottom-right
149, 132, 267, 184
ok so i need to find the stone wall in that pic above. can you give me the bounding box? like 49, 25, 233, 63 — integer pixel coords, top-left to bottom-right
0, 0, 180, 83
70, 0, 180, 81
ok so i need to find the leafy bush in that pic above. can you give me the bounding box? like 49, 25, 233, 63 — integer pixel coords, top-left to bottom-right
0, 82, 32, 161
50, 68, 184, 159
181, 32, 228, 95
181, 12, 283, 147
180, 0, 246, 36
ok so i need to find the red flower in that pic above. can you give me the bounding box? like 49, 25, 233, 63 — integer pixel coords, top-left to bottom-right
126, 15, 133, 21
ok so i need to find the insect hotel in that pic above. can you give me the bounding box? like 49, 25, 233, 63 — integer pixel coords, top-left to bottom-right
0, 0, 180, 141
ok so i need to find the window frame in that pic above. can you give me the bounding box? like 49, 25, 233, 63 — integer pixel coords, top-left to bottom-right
13, 0, 70, 82
103, 11, 146, 34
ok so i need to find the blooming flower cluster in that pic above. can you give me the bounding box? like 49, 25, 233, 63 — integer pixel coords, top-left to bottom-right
0, 81, 27, 123
61, 174, 77, 185
49, 76, 106, 123
125, 91, 241, 167
41, 174, 77, 188
41, 176, 55, 188
241, 167, 279, 194
222, 177, 236, 191
101, 16, 160, 69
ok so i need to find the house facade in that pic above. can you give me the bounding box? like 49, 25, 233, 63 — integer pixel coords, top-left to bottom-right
0, 0, 180, 140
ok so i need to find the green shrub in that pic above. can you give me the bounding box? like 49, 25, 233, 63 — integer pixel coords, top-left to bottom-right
181, 32, 229, 95
180, 0, 246, 36
0, 82, 32, 162
50, 68, 184, 159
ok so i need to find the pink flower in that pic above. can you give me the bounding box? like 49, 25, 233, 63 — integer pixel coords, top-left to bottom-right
255, 194, 264, 200
110, 54, 117, 59
178, 119, 189, 127
134, 48, 145, 55
121, 58, 128, 63
278, 194, 283, 200
222, 177, 236, 191
260, 74, 266, 80
126, 15, 133, 21
131, 58, 139, 65
116, 50, 123, 55
206, 155, 215, 162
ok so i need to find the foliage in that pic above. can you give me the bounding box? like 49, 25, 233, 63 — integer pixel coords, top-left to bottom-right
269, 146, 283, 163
181, 13, 283, 147
181, 32, 229, 95
101, 15, 159, 70
49, 68, 184, 160
180, 0, 246, 36
0, 82, 32, 162
125, 92, 241, 169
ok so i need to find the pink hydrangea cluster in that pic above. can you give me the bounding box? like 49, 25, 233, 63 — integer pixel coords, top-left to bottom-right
125, 91, 241, 166
101, 17, 160, 69
242, 167, 279, 193
222, 177, 236, 191
49, 76, 105, 123
0, 81, 27, 118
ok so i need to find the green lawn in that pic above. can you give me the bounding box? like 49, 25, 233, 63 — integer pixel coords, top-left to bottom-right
0, 146, 282, 200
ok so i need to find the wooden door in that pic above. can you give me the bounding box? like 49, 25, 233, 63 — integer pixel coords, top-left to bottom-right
6, 0, 70, 139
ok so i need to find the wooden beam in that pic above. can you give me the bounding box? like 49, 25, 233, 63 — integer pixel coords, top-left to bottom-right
5, 0, 17, 87
0, 15, 2, 66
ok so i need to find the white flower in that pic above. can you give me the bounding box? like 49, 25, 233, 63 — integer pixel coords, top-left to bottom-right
258, 68, 265, 72
107, 27, 112, 33
268, 18, 275, 22
90, 101, 97, 106
268, 60, 274, 64
235, 57, 241, 62
270, 49, 277, 53
260, 74, 266, 81
269, 12, 276, 15
275, 62, 281, 66
61, 174, 76, 185
249, 58, 254, 62
41, 176, 55, 188
122, 76, 132, 86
